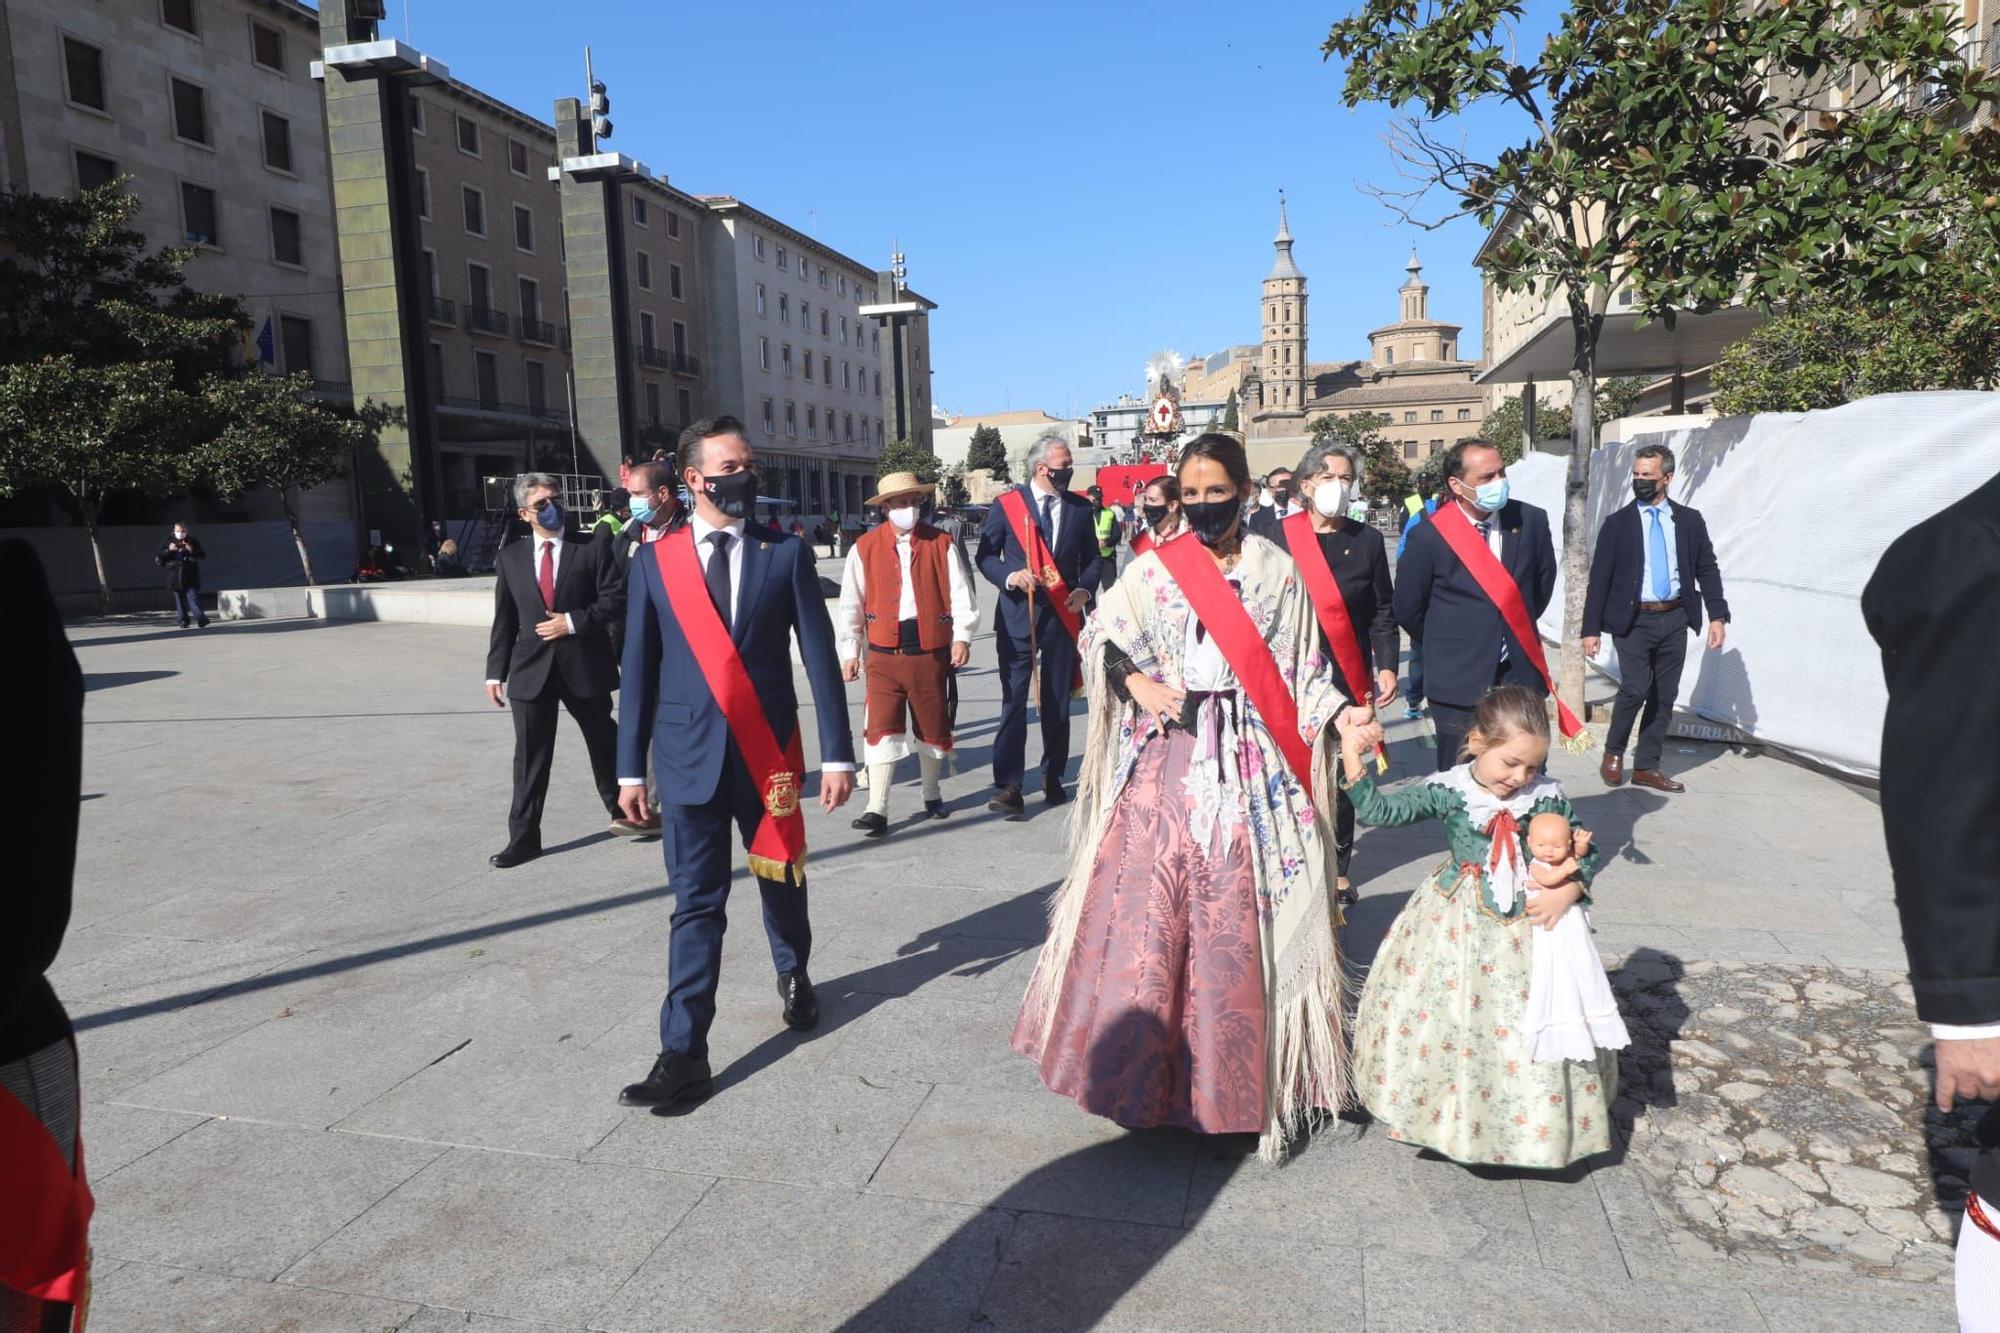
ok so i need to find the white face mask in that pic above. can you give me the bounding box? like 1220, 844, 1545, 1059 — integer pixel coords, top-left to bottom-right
886, 505, 919, 532
1312, 480, 1350, 517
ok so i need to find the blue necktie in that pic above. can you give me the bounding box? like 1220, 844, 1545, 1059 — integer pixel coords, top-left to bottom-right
1646, 508, 1671, 601
1038, 492, 1055, 544
1478, 520, 1508, 664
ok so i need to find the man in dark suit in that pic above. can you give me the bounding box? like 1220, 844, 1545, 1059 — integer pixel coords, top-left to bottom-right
1393, 438, 1558, 770
1861, 471, 2000, 1323
484, 473, 628, 868
156, 523, 208, 628
1581, 443, 1730, 792
976, 433, 1104, 815
613, 417, 855, 1110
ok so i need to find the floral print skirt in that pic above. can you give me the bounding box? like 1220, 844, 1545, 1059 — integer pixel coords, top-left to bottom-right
1011, 726, 1267, 1134
1353, 862, 1618, 1168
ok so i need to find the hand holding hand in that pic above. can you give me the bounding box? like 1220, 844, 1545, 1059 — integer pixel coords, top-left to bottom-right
1335, 704, 1377, 748
842, 658, 860, 683
1707, 620, 1727, 651
950, 642, 971, 668
485, 682, 507, 708
1066, 588, 1090, 614
535, 613, 571, 641
821, 770, 854, 812
1525, 881, 1581, 931
617, 785, 651, 823
1581, 636, 1601, 659
1934, 1035, 2000, 1112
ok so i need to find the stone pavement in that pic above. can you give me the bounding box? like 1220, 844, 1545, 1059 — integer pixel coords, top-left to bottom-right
56, 606, 1964, 1330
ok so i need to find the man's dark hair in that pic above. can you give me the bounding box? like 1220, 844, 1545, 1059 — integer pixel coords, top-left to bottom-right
678, 415, 749, 476
628, 459, 674, 495
1266, 468, 1293, 484
1442, 437, 1501, 483
1177, 432, 1252, 488
1635, 442, 1676, 474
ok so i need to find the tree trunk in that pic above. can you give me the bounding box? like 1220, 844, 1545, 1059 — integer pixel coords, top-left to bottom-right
1557, 318, 1600, 722
281, 487, 316, 585
82, 497, 113, 613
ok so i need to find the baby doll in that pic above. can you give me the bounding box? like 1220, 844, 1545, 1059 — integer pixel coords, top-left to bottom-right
1520, 810, 1627, 1064
1526, 811, 1593, 903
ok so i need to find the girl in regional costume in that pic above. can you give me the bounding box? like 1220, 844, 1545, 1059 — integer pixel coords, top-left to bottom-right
1335, 686, 1627, 1169
1011, 433, 1356, 1160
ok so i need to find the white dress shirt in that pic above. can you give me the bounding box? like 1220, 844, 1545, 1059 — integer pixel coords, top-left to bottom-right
485, 534, 574, 685
1636, 499, 1681, 600
836, 531, 977, 662
1932, 1021, 2000, 1041
1029, 480, 1064, 550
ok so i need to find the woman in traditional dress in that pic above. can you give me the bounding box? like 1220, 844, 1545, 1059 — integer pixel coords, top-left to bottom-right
1130, 475, 1183, 555
1011, 433, 1356, 1159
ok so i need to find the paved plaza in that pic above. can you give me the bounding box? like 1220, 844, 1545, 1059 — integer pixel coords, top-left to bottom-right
58, 593, 1963, 1330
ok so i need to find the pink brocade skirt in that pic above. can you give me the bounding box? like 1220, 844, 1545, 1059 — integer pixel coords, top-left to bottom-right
1010, 726, 1267, 1134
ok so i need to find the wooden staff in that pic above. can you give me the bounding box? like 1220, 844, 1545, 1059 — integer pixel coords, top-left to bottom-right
1025, 558, 1040, 704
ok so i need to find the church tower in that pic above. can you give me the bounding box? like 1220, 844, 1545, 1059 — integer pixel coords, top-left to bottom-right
1260, 195, 1308, 414
1399, 246, 1428, 321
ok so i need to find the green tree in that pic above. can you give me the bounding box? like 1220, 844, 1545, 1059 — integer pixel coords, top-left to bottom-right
1309, 410, 1411, 502
1325, 0, 2000, 716
874, 438, 940, 486
198, 372, 370, 585
1221, 387, 1239, 431
938, 465, 971, 509
1482, 377, 1647, 462
963, 423, 1010, 482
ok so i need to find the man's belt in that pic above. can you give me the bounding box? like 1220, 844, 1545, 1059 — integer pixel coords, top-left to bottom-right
868, 643, 944, 656
1638, 598, 1682, 613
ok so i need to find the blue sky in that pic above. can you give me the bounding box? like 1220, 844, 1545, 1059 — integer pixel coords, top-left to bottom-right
409, 0, 1520, 418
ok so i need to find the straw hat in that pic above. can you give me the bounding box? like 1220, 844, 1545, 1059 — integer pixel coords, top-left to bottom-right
864, 472, 936, 507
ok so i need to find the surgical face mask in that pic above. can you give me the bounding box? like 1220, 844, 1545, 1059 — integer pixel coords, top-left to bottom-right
700, 468, 757, 519
628, 492, 656, 524
1182, 498, 1241, 547
1632, 476, 1662, 503
1312, 480, 1350, 517
1141, 503, 1170, 529
172, 529, 187, 541
1459, 476, 1509, 513
886, 505, 919, 532
533, 499, 563, 531
1042, 465, 1075, 492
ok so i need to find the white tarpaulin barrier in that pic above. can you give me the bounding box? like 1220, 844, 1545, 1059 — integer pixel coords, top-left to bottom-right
1504, 391, 2000, 778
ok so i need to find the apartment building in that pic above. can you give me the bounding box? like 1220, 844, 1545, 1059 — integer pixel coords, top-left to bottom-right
699, 197, 890, 518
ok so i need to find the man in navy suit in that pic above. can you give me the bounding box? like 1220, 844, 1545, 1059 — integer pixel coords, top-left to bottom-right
976, 433, 1104, 815
1394, 438, 1558, 770
1582, 443, 1730, 792
612, 417, 855, 1110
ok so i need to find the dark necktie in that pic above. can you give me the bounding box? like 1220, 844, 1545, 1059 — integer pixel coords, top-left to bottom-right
538, 541, 556, 610
705, 530, 733, 631
1038, 492, 1055, 545
1476, 520, 1509, 664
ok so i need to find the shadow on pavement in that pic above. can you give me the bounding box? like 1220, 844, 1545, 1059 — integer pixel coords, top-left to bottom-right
67, 618, 330, 650
83, 670, 177, 692
1605, 945, 1692, 1169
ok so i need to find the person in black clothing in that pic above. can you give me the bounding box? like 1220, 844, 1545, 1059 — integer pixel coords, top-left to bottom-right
156, 522, 208, 628
1860, 470, 2000, 1324
484, 473, 630, 866
0, 540, 89, 1328
1580, 443, 1730, 793
1285, 439, 1399, 905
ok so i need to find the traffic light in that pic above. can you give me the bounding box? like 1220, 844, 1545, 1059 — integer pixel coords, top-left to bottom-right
589, 80, 612, 143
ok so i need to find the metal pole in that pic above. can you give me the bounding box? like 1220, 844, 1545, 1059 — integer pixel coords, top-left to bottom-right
565, 366, 580, 476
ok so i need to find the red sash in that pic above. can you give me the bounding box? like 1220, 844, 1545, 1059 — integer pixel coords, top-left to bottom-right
0, 1077, 92, 1309
1282, 511, 1387, 771
1131, 531, 1153, 557
655, 530, 809, 884
1427, 502, 1585, 740
996, 488, 1084, 692
1154, 537, 1316, 797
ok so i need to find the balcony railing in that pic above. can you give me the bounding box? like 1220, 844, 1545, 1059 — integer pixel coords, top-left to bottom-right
517, 315, 557, 346
437, 394, 571, 423
463, 305, 509, 336
669, 350, 701, 377
634, 343, 668, 371
427, 296, 456, 326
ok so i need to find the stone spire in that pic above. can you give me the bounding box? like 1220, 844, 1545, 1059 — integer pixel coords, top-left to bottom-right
1267, 192, 1303, 281
1399, 244, 1429, 321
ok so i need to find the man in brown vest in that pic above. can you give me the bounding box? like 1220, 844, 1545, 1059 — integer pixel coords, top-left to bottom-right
838, 473, 977, 835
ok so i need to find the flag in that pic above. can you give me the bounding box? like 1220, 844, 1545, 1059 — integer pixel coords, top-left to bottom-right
255, 318, 275, 364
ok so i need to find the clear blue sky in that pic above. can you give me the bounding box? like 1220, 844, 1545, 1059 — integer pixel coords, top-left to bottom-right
409, 0, 1520, 418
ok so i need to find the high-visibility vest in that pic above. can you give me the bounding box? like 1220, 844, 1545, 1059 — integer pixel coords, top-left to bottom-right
592, 513, 623, 542
1093, 507, 1117, 557
1403, 493, 1423, 518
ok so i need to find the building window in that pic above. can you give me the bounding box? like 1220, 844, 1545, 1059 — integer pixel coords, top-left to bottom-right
636, 251, 652, 290
525, 360, 547, 414
804, 350, 814, 381
838, 275, 848, 298
62, 38, 106, 111
842, 362, 851, 391
872, 330, 880, 354
250, 19, 283, 72
672, 321, 688, 359
677, 387, 692, 422
632, 195, 648, 227
162, 0, 198, 36
666, 210, 681, 239
1430, 409, 1444, 423
421, 248, 440, 300
179, 182, 218, 246
844, 412, 854, 439
513, 205, 534, 252
807, 406, 817, 440
474, 349, 499, 410
462, 186, 485, 237
877, 420, 885, 444
415, 167, 431, 220
755, 284, 766, 317
1430, 438, 1444, 453
782, 344, 793, 377
456, 114, 480, 156
170, 79, 209, 145
508, 138, 529, 176
74, 151, 118, 193
758, 337, 770, 371
753, 234, 766, 260
785, 401, 797, 436
639, 311, 656, 350
1442, 342, 1454, 359
646, 382, 661, 424
517, 277, 540, 324
466, 263, 494, 320
818, 265, 828, 289
1384, 347, 1395, 365
762, 398, 775, 433
668, 262, 683, 300
429, 341, 445, 393
1457, 408, 1472, 420
838, 316, 848, 345
820, 309, 829, 337
874, 370, 882, 397
408, 95, 425, 134
278, 315, 312, 375
1403, 442, 1418, 460
269, 207, 303, 266
800, 300, 809, 330
779, 293, 789, 325
261, 111, 293, 173
776, 246, 788, 272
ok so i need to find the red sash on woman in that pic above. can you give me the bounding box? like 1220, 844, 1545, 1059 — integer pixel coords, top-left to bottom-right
1154, 536, 1316, 797
1131, 531, 1153, 557
996, 488, 1084, 691
0, 1079, 92, 1311
1282, 511, 1387, 772
1428, 503, 1586, 740
655, 530, 810, 884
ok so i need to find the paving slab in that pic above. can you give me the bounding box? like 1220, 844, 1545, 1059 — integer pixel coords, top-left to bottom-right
283, 1148, 711, 1327
818, 991, 1051, 1094
82, 1101, 209, 1180
85, 1259, 421, 1331
1358, 1250, 1766, 1329
89, 1117, 442, 1280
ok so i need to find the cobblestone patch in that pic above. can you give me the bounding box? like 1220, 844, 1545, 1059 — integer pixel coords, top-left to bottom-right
1609, 953, 1982, 1285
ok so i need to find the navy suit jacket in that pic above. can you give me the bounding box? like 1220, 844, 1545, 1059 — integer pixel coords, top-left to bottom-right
975, 485, 1106, 643
1581, 499, 1729, 639
616, 523, 854, 806
1393, 498, 1558, 707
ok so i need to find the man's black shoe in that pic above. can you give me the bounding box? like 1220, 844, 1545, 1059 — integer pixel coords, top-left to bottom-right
923, 799, 948, 820
851, 811, 889, 837
987, 785, 1025, 817
1043, 777, 1070, 807
779, 971, 820, 1031
488, 841, 541, 869
618, 1051, 712, 1108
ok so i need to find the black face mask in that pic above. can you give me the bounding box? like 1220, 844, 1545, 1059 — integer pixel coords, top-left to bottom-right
1182, 499, 1241, 547
701, 468, 757, 519
1141, 503, 1170, 529
1043, 466, 1075, 492
1632, 477, 1662, 503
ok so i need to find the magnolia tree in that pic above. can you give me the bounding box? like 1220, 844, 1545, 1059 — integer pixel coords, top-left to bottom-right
1325, 0, 2000, 713
199, 372, 368, 585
